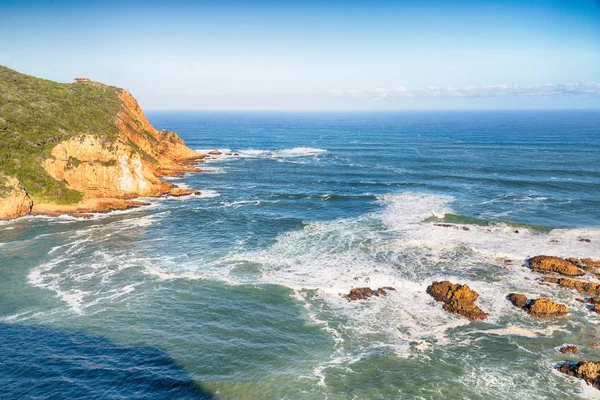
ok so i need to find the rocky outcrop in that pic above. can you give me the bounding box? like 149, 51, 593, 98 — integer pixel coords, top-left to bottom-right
29, 91, 205, 217
542, 277, 600, 296
528, 298, 569, 317
0, 175, 33, 220
427, 281, 489, 320
344, 287, 396, 301
507, 293, 569, 317
557, 361, 600, 390
560, 345, 579, 354
208, 150, 222, 156
528, 256, 585, 277
42, 91, 204, 202
507, 293, 528, 309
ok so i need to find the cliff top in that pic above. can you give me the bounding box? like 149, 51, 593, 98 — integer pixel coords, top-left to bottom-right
0, 66, 125, 203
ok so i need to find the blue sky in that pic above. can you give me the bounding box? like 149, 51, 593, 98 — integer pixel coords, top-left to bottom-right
1, 0, 599, 109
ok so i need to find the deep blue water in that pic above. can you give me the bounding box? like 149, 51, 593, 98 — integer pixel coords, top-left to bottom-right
1, 111, 600, 399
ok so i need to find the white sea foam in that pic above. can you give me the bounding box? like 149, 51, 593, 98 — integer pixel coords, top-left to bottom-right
196, 147, 327, 162
196, 189, 220, 198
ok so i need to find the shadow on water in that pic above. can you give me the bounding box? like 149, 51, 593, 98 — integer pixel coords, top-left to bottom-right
0, 323, 216, 400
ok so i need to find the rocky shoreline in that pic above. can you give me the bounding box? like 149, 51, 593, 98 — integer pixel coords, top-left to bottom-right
0, 90, 209, 221
342, 254, 600, 391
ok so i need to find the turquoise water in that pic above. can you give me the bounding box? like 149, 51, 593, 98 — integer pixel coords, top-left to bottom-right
1, 111, 600, 399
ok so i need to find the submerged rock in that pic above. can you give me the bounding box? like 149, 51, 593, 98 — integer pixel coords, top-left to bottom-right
557, 361, 600, 390
433, 223, 470, 231
344, 287, 395, 301
427, 281, 489, 320
579, 238, 592, 243
528, 256, 585, 277
507, 293, 569, 317
560, 345, 579, 354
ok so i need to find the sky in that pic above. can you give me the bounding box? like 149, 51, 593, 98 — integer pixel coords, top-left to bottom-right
1, 0, 599, 110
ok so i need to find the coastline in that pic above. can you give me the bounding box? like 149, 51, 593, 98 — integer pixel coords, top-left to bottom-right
0, 69, 210, 222
2, 154, 208, 221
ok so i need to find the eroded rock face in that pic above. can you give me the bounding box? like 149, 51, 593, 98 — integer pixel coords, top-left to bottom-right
44, 135, 171, 199
560, 345, 579, 354
507, 293, 569, 317
557, 361, 600, 390
0, 175, 33, 220
528, 256, 584, 277
344, 287, 395, 301
40, 90, 204, 209
427, 281, 489, 320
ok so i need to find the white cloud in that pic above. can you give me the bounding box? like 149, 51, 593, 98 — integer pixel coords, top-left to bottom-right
331, 83, 600, 99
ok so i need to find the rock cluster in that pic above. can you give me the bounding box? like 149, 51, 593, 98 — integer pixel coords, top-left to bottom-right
344, 287, 396, 301
426, 281, 489, 320
507, 293, 569, 317
557, 361, 600, 390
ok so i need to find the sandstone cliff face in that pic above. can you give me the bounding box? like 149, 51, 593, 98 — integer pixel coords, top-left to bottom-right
43, 135, 171, 199
0, 175, 33, 220
39, 90, 204, 207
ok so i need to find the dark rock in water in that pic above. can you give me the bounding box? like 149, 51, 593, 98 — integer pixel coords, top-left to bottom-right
579, 238, 592, 243
560, 345, 579, 354
506, 293, 569, 317
528, 255, 585, 277
426, 281, 489, 320
507, 293, 528, 309
576, 298, 587, 303
549, 239, 560, 243
514, 230, 519, 233
233, 153, 239, 156
433, 223, 470, 231
344, 287, 394, 301
557, 361, 600, 390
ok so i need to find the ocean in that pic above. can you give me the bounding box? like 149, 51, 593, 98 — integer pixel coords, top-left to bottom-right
1, 110, 600, 399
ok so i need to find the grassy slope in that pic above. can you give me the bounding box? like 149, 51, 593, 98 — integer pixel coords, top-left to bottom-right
0, 66, 123, 204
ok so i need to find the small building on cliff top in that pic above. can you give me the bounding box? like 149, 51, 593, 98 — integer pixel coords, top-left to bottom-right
73, 78, 90, 83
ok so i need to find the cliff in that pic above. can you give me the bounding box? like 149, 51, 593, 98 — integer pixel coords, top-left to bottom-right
0, 66, 205, 220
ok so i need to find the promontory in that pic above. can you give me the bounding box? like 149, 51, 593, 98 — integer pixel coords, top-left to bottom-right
0, 66, 205, 220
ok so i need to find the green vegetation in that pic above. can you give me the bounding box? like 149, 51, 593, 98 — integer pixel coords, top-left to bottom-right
0, 65, 124, 204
